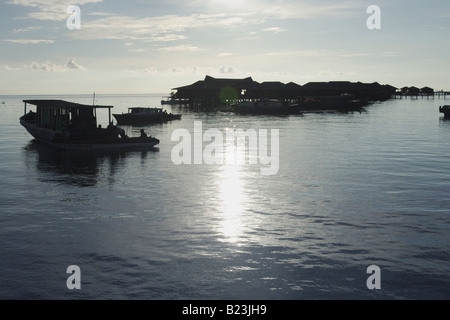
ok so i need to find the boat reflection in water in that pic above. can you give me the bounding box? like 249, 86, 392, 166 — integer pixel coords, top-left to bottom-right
23, 140, 158, 188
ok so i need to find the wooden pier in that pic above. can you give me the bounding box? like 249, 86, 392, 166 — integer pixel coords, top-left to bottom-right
392, 86, 449, 99
393, 91, 449, 99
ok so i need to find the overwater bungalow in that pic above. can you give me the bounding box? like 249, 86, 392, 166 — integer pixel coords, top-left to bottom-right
171, 75, 397, 108
421, 87, 434, 97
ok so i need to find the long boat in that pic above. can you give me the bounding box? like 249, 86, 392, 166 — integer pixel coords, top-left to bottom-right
113, 107, 181, 125
289, 94, 368, 112
233, 95, 367, 115
20, 100, 159, 150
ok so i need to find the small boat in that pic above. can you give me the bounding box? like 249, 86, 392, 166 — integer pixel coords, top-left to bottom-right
161, 96, 176, 105
113, 107, 181, 125
290, 94, 367, 112
20, 100, 159, 150
233, 99, 292, 114
439, 105, 450, 118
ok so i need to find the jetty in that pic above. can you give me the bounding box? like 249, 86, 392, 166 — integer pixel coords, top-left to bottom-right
392, 87, 449, 99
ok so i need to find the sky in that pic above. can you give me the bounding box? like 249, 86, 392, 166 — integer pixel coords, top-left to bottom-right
0, 0, 449, 94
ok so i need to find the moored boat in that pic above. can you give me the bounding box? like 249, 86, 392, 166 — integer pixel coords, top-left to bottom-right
233, 99, 292, 114
290, 94, 367, 112
113, 107, 181, 125
20, 100, 159, 150
439, 105, 450, 118
161, 96, 176, 105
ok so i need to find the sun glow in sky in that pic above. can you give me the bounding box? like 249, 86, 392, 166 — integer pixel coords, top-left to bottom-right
1, 0, 449, 94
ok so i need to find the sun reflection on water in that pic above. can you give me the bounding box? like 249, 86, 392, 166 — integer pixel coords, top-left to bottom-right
216, 161, 245, 243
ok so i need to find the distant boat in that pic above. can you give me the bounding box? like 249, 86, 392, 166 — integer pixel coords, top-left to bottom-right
161, 96, 176, 105
1, 101, 5, 104
20, 100, 159, 150
290, 94, 367, 112
233, 99, 292, 114
113, 107, 181, 125
439, 105, 450, 118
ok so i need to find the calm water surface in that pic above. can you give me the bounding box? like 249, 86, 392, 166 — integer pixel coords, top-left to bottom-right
0, 94, 449, 299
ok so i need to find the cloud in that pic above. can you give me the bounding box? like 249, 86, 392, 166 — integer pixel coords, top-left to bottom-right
182, 0, 362, 20
122, 65, 240, 76
7, 0, 104, 21
262, 49, 330, 57
3, 39, 54, 44
220, 66, 236, 74
218, 52, 236, 57
339, 53, 371, 58
122, 67, 159, 74
2, 64, 21, 71
382, 51, 398, 58
235, 34, 262, 41
12, 26, 42, 33
146, 34, 188, 42
260, 1, 363, 20
28, 61, 63, 71
263, 27, 286, 33
7, 0, 363, 37
6, 0, 363, 50
67, 13, 252, 42
8, 58, 88, 72
66, 58, 87, 70
158, 45, 202, 52
88, 12, 115, 17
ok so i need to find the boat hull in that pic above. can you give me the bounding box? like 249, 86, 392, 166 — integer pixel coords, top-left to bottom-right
113, 113, 181, 125
290, 96, 368, 112
439, 106, 450, 118
233, 97, 367, 115
36, 139, 159, 151
20, 118, 57, 141
233, 100, 293, 115
20, 117, 159, 150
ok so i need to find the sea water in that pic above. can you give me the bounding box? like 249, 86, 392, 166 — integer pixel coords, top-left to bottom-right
0, 94, 449, 299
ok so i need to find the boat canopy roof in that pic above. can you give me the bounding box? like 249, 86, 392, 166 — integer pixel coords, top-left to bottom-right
128, 107, 162, 110
23, 99, 113, 110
